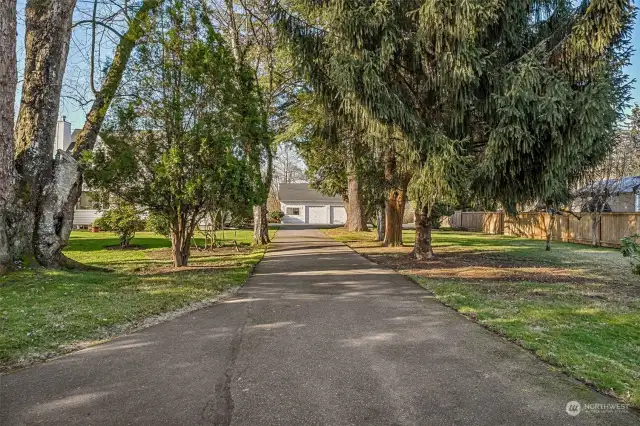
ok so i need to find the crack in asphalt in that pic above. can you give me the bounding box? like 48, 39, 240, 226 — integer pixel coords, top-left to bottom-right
200, 299, 251, 426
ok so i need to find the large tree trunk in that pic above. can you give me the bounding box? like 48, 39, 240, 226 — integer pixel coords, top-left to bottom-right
252, 203, 270, 245
381, 147, 408, 247
253, 137, 273, 245
345, 170, 367, 232
384, 190, 406, 246
9, 0, 76, 265
35, 0, 162, 267
376, 204, 385, 242
35, 151, 83, 266
171, 230, 190, 267
411, 206, 435, 260
170, 213, 197, 267
0, 0, 17, 270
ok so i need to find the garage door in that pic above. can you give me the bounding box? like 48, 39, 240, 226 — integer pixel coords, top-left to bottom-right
331, 206, 347, 224
306, 206, 327, 224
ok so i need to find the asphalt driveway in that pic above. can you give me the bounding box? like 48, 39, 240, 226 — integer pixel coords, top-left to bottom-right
1, 228, 637, 425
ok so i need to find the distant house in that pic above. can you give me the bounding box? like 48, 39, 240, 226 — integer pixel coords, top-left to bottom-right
278, 183, 346, 225
54, 118, 103, 228
576, 176, 640, 213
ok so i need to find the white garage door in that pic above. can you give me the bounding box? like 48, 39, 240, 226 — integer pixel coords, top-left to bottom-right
306, 206, 327, 224
331, 206, 347, 224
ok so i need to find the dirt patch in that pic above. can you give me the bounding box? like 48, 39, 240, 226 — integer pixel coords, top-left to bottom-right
345, 243, 640, 302
366, 251, 590, 284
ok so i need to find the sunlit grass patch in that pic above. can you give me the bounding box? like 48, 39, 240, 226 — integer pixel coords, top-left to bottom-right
325, 228, 640, 407
0, 229, 274, 368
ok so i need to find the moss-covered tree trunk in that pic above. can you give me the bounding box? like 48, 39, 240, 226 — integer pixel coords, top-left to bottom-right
412, 205, 435, 260
253, 146, 273, 246
35, 0, 162, 267
0, 0, 17, 270
10, 0, 76, 266
0, 0, 160, 269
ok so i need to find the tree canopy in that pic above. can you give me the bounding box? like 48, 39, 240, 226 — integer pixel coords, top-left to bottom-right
277, 0, 635, 257
85, 0, 266, 266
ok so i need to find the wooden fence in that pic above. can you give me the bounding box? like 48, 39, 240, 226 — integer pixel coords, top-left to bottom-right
448, 211, 640, 248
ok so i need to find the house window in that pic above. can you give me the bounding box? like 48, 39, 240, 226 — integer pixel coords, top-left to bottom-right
286, 207, 300, 215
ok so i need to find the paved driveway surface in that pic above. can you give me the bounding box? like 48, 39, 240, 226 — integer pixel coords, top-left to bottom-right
1, 228, 637, 425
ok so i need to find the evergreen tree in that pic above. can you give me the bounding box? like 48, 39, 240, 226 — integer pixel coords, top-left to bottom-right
207, 0, 301, 245
282, 91, 387, 232
278, 0, 634, 257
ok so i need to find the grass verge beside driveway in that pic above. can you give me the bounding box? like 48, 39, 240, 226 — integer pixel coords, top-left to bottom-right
0, 230, 274, 369
325, 228, 640, 408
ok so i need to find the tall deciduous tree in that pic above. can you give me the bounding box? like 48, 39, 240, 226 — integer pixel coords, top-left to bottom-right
272, 142, 305, 190
40, 0, 162, 266
283, 91, 378, 232
0, 0, 17, 271
85, 1, 264, 267
209, 0, 299, 245
11, 0, 77, 266
0, 0, 162, 269
278, 0, 634, 257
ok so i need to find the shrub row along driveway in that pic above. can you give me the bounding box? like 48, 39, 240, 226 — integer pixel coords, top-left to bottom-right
1, 228, 638, 425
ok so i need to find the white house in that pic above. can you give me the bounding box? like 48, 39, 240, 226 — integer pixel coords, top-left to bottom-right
278, 183, 347, 225
54, 118, 103, 228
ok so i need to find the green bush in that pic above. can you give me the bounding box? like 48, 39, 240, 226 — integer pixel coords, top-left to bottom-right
620, 234, 640, 275
230, 208, 253, 228
94, 202, 146, 247
146, 212, 171, 237
268, 210, 284, 223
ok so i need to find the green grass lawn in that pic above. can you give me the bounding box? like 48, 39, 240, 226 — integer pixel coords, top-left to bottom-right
0, 229, 274, 368
325, 228, 640, 407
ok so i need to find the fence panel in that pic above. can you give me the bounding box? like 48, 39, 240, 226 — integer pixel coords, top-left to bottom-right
456, 212, 503, 234
449, 210, 640, 248
600, 214, 640, 247
566, 215, 593, 244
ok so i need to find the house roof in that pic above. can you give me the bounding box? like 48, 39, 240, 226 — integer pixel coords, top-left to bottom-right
278, 183, 343, 204
66, 129, 82, 152
67, 129, 104, 153
578, 176, 640, 194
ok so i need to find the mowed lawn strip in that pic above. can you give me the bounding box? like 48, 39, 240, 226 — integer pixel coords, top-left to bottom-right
325, 228, 640, 408
0, 230, 275, 368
